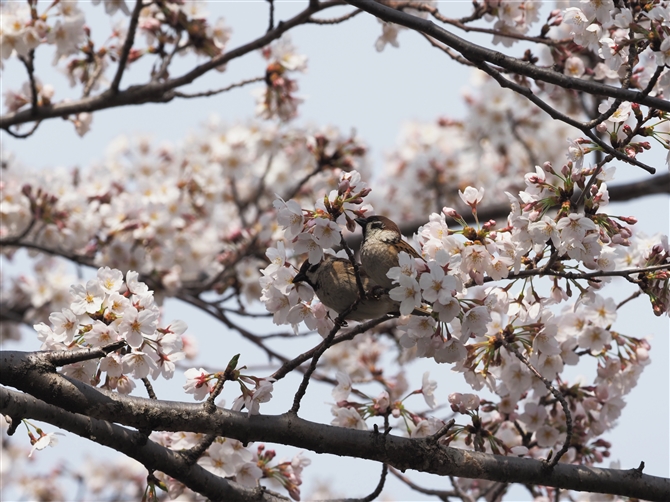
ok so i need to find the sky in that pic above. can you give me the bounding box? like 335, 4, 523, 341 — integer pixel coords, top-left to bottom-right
2, 1, 669, 501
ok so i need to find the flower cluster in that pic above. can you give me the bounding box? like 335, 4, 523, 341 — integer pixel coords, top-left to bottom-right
263, 161, 664, 472
1, 0, 231, 135
256, 35, 308, 122
0, 121, 370, 342
330, 369, 441, 436
370, 74, 579, 221
34, 266, 187, 394
373, 1, 436, 51
182, 364, 275, 417
150, 432, 309, 501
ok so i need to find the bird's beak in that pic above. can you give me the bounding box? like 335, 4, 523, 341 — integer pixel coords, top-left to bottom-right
355, 217, 367, 228
292, 271, 307, 284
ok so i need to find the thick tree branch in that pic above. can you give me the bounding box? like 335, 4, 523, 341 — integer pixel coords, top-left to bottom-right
1, 351, 668, 501
0, 386, 288, 502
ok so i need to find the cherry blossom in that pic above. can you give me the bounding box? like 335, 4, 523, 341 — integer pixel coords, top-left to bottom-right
183, 367, 214, 401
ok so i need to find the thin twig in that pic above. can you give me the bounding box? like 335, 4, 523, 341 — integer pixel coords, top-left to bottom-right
3, 121, 41, 138
449, 475, 476, 502
488, 482, 509, 502
111, 0, 145, 92
172, 77, 266, 99
473, 60, 656, 174
19, 51, 38, 115
82, 55, 106, 98
574, 163, 604, 208
153, 31, 183, 82
428, 419, 456, 444
339, 233, 366, 300
0, 217, 37, 247
45, 341, 127, 367
271, 316, 390, 381
617, 290, 643, 310
359, 463, 388, 502
289, 321, 345, 414
389, 466, 455, 501
267, 0, 275, 32
182, 433, 217, 465
177, 293, 290, 364
421, 32, 475, 67
307, 8, 362, 24
141, 377, 158, 400
509, 263, 670, 283
289, 296, 374, 414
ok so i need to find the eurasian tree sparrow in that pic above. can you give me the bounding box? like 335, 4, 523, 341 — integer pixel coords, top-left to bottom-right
293, 255, 421, 321
356, 215, 424, 290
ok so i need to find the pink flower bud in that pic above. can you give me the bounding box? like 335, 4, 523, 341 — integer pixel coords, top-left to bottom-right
442, 207, 462, 220
619, 216, 637, 225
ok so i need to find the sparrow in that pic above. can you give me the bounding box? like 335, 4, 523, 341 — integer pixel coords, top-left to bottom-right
293, 255, 424, 321
356, 215, 424, 290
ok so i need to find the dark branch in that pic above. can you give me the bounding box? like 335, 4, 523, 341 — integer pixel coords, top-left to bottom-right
1, 1, 343, 129
344, 0, 670, 113
0, 386, 287, 502
111, 0, 144, 92
0, 370, 667, 501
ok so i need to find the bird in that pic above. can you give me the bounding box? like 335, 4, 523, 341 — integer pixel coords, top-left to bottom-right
356, 215, 424, 290
292, 255, 426, 321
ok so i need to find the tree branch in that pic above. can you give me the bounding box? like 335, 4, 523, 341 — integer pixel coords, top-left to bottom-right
111, 0, 144, 92
307, 9, 363, 24
0, 386, 288, 502
0, 1, 344, 130
344, 0, 670, 113
472, 59, 655, 174
0, 366, 667, 501
173, 76, 264, 99
343, 173, 670, 249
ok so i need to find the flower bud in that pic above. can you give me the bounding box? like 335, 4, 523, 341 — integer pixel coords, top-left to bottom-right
442, 207, 462, 220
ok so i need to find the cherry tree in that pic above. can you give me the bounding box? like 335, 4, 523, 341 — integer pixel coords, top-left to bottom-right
1, 1, 669, 501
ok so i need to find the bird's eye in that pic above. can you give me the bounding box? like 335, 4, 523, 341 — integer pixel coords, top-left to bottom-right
308, 264, 320, 273
371, 222, 383, 229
